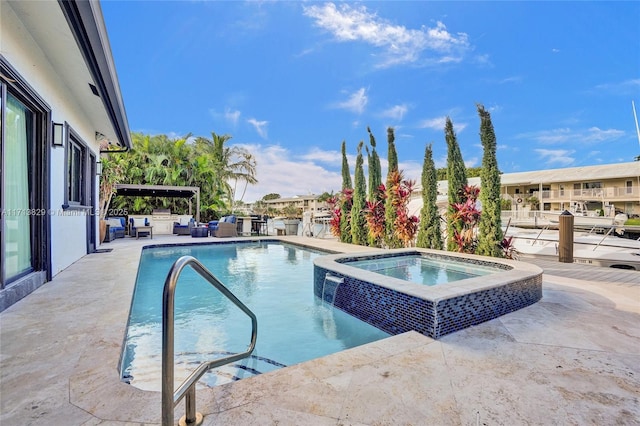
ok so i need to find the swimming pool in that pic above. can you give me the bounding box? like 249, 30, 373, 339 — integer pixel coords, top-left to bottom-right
120, 241, 390, 391
314, 248, 543, 339
343, 254, 498, 285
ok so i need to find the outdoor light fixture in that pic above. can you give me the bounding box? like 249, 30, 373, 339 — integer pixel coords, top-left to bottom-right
52, 122, 64, 147
96, 161, 102, 176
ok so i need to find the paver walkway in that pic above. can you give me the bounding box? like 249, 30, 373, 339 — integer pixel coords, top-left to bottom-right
1, 235, 638, 425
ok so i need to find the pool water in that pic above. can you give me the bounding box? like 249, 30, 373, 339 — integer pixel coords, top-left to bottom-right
343, 254, 498, 286
120, 241, 390, 390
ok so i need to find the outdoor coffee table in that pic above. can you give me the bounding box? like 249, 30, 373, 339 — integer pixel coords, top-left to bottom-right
190, 226, 209, 238
136, 225, 153, 239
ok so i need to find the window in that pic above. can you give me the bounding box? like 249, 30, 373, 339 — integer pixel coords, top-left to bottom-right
584, 182, 602, 189
627, 181, 633, 194
64, 129, 90, 208
67, 138, 85, 205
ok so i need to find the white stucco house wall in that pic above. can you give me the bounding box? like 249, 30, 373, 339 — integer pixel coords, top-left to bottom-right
1, 0, 132, 311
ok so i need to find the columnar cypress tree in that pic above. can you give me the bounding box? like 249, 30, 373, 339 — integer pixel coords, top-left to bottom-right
340, 140, 352, 243
476, 104, 504, 257
366, 126, 382, 201
351, 141, 368, 245
445, 117, 468, 251
416, 143, 443, 250
366, 127, 384, 247
386, 127, 398, 173
341, 140, 352, 189
384, 127, 402, 248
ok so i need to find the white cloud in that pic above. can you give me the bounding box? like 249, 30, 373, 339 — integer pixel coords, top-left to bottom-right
235, 144, 343, 202
583, 127, 625, 142
464, 157, 479, 168
225, 108, 241, 126
535, 149, 576, 166
247, 118, 269, 139
335, 87, 368, 114
499, 76, 523, 84
418, 115, 467, 134
418, 116, 447, 131
381, 104, 408, 121
303, 3, 470, 68
593, 78, 640, 95
299, 147, 342, 164
517, 127, 625, 145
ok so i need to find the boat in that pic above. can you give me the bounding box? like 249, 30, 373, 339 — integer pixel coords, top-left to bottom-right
505, 225, 640, 270
541, 201, 629, 229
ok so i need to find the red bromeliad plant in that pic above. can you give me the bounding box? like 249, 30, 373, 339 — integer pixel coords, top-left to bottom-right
327, 195, 341, 237
364, 184, 386, 246
395, 209, 419, 247
500, 235, 518, 259
392, 178, 419, 246
450, 185, 481, 253
328, 189, 353, 239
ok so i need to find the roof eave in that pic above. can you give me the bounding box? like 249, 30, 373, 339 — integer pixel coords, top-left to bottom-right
58, 0, 132, 150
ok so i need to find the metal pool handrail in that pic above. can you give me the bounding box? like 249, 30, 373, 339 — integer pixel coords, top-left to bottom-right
162, 255, 258, 426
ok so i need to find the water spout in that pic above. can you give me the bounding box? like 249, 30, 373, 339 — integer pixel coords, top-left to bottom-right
322, 274, 343, 305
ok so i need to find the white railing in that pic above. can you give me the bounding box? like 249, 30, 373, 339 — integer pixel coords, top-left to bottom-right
536, 186, 639, 201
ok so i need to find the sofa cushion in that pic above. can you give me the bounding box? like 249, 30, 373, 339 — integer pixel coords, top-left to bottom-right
133, 218, 147, 227
107, 218, 123, 228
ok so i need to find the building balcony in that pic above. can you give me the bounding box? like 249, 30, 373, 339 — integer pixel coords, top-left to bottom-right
535, 187, 639, 202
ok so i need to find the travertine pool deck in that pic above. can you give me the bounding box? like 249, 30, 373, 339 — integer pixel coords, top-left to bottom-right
1, 234, 638, 425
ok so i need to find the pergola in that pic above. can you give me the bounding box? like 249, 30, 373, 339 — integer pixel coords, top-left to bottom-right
114, 184, 201, 222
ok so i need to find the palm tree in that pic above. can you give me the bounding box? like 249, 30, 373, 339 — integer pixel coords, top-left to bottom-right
194, 132, 258, 211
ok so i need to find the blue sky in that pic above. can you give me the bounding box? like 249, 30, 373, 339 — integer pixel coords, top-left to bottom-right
101, 1, 640, 203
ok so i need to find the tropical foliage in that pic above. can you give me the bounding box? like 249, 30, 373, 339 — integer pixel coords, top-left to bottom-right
450, 185, 481, 253
98, 154, 126, 219
386, 170, 418, 247
103, 131, 257, 221
363, 184, 386, 247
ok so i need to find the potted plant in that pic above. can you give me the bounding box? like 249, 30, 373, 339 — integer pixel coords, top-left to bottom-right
98, 155, 124, 242
281, 204, 301, 235
526, 196, 540, 210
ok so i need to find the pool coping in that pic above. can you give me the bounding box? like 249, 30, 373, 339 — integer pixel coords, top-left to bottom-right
314, 247, 543, 302
314, 248, 544, 339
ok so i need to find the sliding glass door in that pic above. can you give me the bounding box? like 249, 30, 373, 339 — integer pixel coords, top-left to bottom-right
1, 57, 50, 291
3, 94, 33, 280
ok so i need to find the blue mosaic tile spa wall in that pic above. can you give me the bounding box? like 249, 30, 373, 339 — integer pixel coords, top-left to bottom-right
314, 261, 542, 339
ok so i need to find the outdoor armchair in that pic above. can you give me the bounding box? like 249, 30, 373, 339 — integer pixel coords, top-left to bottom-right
173, 216, 194, 235
209, 215, 238, 237
129, 217, 151, 238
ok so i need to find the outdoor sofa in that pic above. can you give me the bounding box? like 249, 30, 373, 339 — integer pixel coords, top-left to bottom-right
105, 217, 126, 241
208, 215, 238, 238
173, 216, 194, 235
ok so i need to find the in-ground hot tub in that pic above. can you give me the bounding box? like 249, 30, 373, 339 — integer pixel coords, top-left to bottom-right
314, 248, 543, 339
